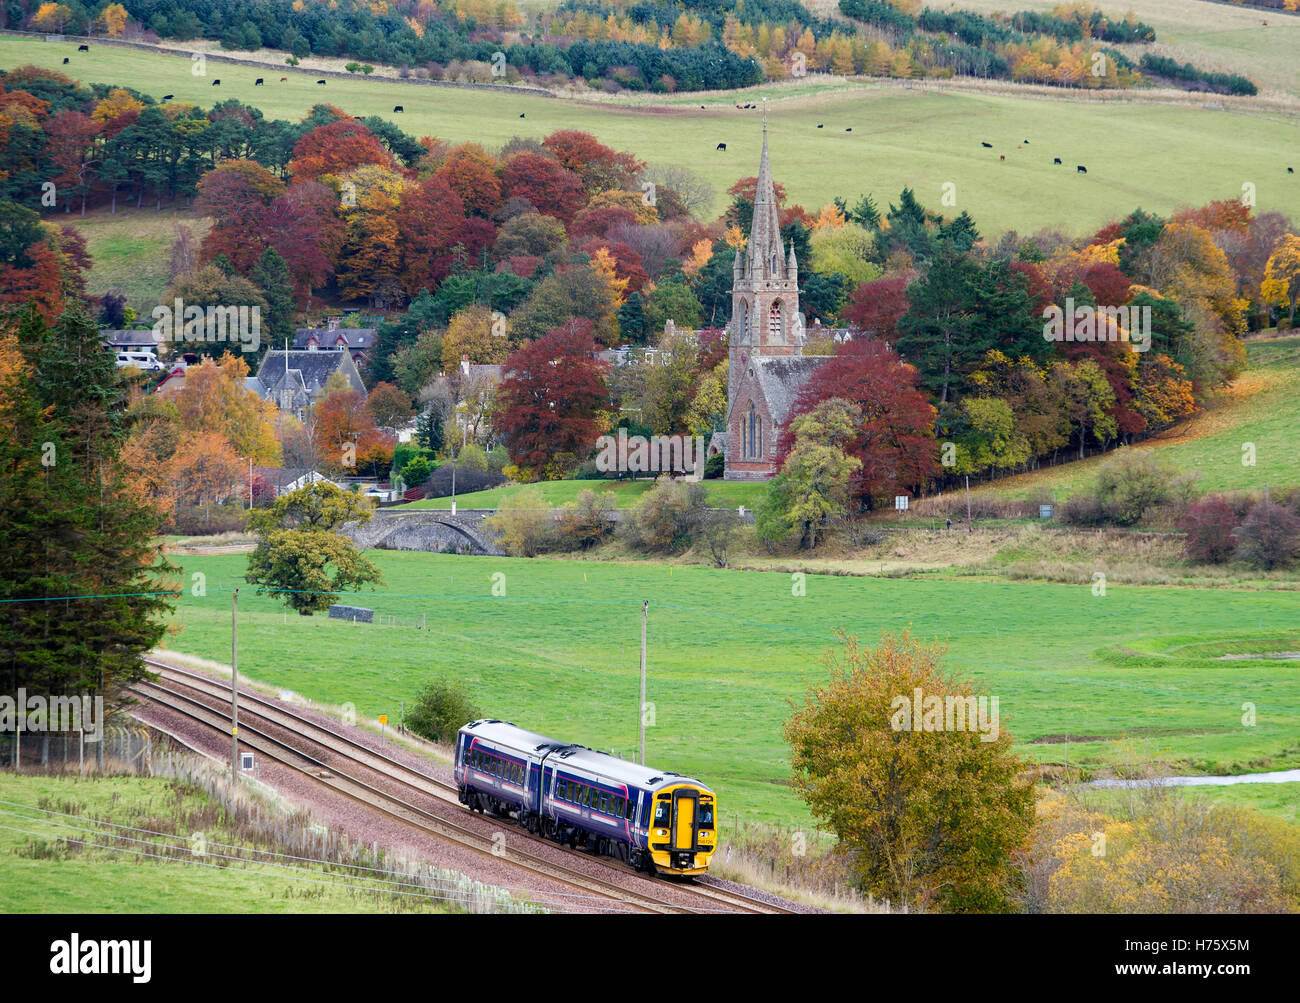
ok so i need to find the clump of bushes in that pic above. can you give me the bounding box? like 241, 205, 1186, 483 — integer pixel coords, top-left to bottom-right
1061, 451, 1194, 527
554, 489, 617, 551
621, 475, 708, 553
1233, 501, 1300, 571
406, 679, 481, 745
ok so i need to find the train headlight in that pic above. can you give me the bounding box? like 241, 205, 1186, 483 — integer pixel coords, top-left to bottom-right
655, 829, 668, 836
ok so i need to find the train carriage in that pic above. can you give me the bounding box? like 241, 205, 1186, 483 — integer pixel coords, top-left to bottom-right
455, 719, 716, 876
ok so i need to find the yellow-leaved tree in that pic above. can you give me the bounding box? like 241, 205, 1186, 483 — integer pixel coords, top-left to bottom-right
1261, 232, 1300, 326
785, 631, 1036, 912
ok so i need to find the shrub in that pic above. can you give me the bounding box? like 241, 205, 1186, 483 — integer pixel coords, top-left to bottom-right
1180, 495, 1238, 564
400, 455, 434, 488
1059, 493, 1108, 527
1092, 451, 1189, 526
1233, 500, 1300, 571
423, 463, 505, 498
406, 679, 481, 745
487, 444, 509, 474
622, 475, 708, 552
704, 452, 725, 479
458, 442, 489, 473
554, 489, 616, 551
484, 487, 552, 557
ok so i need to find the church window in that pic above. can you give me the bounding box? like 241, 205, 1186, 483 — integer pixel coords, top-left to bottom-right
746, 402, 762, 459
768, 301, 782, 343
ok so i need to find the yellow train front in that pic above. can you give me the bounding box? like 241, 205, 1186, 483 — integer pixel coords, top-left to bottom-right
644, 779, 717, 876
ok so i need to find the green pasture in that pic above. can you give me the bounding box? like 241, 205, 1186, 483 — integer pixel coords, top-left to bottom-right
161, 551, 1300, 828
0, 774, 451, 912
398, 478, 768, 510
3, 38, 1299, 233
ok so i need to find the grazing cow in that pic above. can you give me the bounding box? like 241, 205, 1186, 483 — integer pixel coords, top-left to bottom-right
736, 104, 743, 109
280, 76, 287, 82
700, 105, 705, 110
212, 79, 221, 86
1077, 165, 1087, 173
393, 105, 404, 113
817, 124, 823, 128
62, 57, 69, 64
317, 79, 326, 85
981, 141, 993, 148
255, 78, 264, 85
717, 143, 727, 151
519, 112, 525, 118
1023, 139, 1030, 144
1053, 157, 1062, 164
161, 94, 173, 101
845, 127, 852, 132
78, 44, 88, 51
1000, 154, 1005, 161
1289, 167, 1295, 174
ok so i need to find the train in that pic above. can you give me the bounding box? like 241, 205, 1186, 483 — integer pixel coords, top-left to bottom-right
454, 719, 716, 876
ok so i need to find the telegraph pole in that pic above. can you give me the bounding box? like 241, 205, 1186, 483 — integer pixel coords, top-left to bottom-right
639, 600, 648, 766
231, 589, 239, 778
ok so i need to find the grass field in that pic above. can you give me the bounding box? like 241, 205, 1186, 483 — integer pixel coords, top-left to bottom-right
158, 551, 1300, 828
973, 335, 1300, 504
0, 774, 454, 912
4, 38, 1299, 236
398, 478, 769, 510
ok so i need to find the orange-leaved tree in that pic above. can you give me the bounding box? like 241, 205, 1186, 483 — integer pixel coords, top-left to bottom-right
785, 631, 1036, 913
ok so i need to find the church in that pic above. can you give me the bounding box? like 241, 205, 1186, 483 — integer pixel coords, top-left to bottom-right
719, 126, 838, 481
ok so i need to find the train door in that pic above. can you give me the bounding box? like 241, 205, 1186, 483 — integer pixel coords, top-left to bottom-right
672, 789, 698, 851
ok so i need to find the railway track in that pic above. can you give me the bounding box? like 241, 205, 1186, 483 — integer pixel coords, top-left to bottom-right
134, 658, 792, 914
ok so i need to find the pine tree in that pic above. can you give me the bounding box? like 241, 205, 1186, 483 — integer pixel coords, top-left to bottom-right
251, 246, 295, 342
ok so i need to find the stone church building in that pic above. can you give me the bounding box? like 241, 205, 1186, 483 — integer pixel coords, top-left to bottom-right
720, 127, 840, 481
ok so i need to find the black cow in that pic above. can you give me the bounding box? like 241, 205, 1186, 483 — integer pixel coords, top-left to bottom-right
845, 127, 852, 132
981, 141, 992, 148
78, 44, 88, 51
519, 112, 525, 118
161, 94, 173, 101
1077, 165, 1087, 173
700, 105, 705, 110
1053, 157, 1062, 164
62, 57, 69, 64
212, 79, 221, 86
316, 79, 326, 85
1289, 167, 1295, 174
1023, 139, 1030, 144
717, 143, 727, 151
393, 105, 404, 112
255, 78, 264, 85
817, 123, 823, 128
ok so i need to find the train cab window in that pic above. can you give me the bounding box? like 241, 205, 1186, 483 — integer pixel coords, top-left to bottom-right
654, 800, 671, 827
698, 803, 715, 827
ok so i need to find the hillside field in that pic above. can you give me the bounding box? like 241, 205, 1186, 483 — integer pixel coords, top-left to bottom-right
158, 551, 1300, 829
4, 37, 1299, 238
398, 478, 768, 510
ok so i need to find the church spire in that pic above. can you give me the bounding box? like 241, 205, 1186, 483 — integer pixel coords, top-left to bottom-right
746, 102, 784, 280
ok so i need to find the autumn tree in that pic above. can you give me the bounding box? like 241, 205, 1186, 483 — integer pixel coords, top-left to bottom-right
260, 182, 343, 300
785, 632, 1036, 912
170, 430, 244, 523
366, 381, 413, 428
312, 386, 394, 476
509, 263, 619, 346
287, 117, 397, 181
496, 319, 609, 479
758, 398, 863, 549
245, 481, 383, 615
194, 160, 285, 273
172, 354, 281, 464
397, 175, 477, 297
1261, 233, 1300, 326
785, 338, 939, 507
440, 303, 507, 373
500, 152, 585, 225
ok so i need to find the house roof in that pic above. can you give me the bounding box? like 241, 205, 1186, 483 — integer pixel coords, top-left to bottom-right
101, 329, 162, 349
256, 349, 364, 399
293, 328, 375, 351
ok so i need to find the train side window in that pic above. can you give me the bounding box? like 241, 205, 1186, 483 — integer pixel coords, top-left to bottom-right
626, 797, 635, 820
612, 796, 624, 817
557, 779, 567, 800
582, 786, 592, 807
599, 792, 610, 814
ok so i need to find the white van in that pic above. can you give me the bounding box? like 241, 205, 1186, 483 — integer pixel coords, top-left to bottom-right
115, 351, 166, 372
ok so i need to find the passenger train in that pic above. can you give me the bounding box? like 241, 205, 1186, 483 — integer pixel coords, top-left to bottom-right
454, 719, 716, 876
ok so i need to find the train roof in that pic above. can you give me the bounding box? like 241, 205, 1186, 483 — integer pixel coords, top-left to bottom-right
460, 720, 711, 794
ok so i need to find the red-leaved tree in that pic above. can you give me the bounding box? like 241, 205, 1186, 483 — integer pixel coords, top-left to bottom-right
841, 274, 913, 340
780, 338, 940, 507
496, 319, 609, 478
500, 152, 585, 226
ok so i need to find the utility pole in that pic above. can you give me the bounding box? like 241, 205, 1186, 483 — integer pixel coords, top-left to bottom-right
965, 475, 972, 532
639, 600, 648, 766
231, 588, 239, 778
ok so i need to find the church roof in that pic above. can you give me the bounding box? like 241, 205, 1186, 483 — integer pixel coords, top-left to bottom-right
752, 355, 827, 427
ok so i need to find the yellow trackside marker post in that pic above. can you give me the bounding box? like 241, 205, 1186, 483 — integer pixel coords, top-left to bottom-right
379, 714, 387, 744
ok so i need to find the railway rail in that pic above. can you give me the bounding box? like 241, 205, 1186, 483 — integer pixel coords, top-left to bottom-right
134, 658, 796, 914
